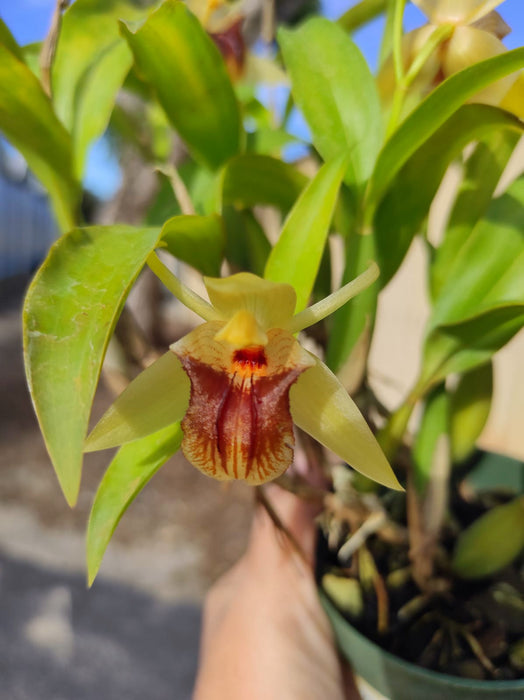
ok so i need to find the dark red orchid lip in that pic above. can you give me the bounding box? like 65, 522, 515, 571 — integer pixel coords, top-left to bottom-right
172, 327, 313, 484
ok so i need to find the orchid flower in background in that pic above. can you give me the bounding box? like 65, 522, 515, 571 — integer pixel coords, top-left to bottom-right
378, 0, 524, 118
85, 255, 401, 491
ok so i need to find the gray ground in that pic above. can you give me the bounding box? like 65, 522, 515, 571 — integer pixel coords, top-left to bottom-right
0, 275, 254, 699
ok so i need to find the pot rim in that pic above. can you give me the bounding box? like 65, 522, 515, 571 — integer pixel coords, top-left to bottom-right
320, 591, 524, 690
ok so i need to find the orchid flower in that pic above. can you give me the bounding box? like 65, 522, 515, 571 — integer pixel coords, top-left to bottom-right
85, 255, 401, 491
378, 0, 524, 118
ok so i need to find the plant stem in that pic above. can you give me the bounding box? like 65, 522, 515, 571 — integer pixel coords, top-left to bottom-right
155, 163, 196, 216
386, 21, 453, 136
146, 252, 222, 321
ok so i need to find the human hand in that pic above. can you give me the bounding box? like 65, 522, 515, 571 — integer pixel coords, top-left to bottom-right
193, 484, 361, 700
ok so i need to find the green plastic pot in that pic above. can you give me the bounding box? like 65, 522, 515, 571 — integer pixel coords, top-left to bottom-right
320, 592, 524, 700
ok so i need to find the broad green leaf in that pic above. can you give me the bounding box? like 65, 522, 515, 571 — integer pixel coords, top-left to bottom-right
279, 18, 382, 193
53, 0, 150, 176
24, 225, 162, 506
429, 177, 524, 331
449, 363, 493, 464
374, 105, 523, 286
326, 231, 377, 374
419, 176, 524, 389
422, 304, 524, 387
121, 0, 241, 169
337, 0, 388, 33
264, 155, 347, 311
430, 130, 520, 300
0, 44, 79, 231
87, 422, 183, 585
221, 154, 307, 213
368, 46, 524, 208
0, 17, 24, 61
413, 384, 449, 492
290, 357, 402, 490
70, 41, 133, 177
222, 207, 271, 277
160, 214, 224, 277
452, 496, 524, 579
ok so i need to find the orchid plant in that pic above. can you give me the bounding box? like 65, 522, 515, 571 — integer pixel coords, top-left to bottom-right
3, 0, 524, 623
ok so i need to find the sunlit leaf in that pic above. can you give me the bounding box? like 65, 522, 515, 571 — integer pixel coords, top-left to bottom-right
430, 129, 520, 299
420, 176, 524, 387
374, 105, 522, 286
0, 17, 24, 61
369, 46, 524, 207
264, 155, 347, 311
279, 17, 382, 194
161, 214, 224, 277
0, 44, 79, 232
422, 304, 524, 387
53, 0, 150, 176
87, 422, 183, 585
24, 225, 161, 506
121, 0, 241, 169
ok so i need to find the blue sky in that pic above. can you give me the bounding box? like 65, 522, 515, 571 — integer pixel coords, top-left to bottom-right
1, 0, 523, 197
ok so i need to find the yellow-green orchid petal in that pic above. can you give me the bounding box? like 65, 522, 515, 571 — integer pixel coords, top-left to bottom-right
85, 352, 190, 452
290, 357, 402, 490
204, 272, 297, 330
286, 262, 379, 335
412, 0, 505, 25
443, 26, 518, 105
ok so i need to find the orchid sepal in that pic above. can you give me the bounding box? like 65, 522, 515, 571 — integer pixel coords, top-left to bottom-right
290, 357, 403, 491
84, 352, 190, 452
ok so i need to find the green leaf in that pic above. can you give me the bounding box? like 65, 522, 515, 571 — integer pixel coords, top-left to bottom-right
422, 304, 524, 387
221, 154, 307, 212
279, 17, 382, 192
452, 496, 524, 579
413, 384, 449, 492
430, 130, 520, 300
420, 176, 524, 387
23, 225, 162, 506
337, 0, 388, 33
430, 177, 524, 330
449, 363, 493, 464
87, 422, 183, 585
264, 155, 347, 311
70, 42, 133, 177
326, 231, 377, 374
121, 0, 241, 169
53, 0, 148, 177
374, 105, 523, 286
222, 207, 271, 277
0, 17, 24, 61
160, 214, 224, 277
368, 46, 524, 208
0, 44, 79, 231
